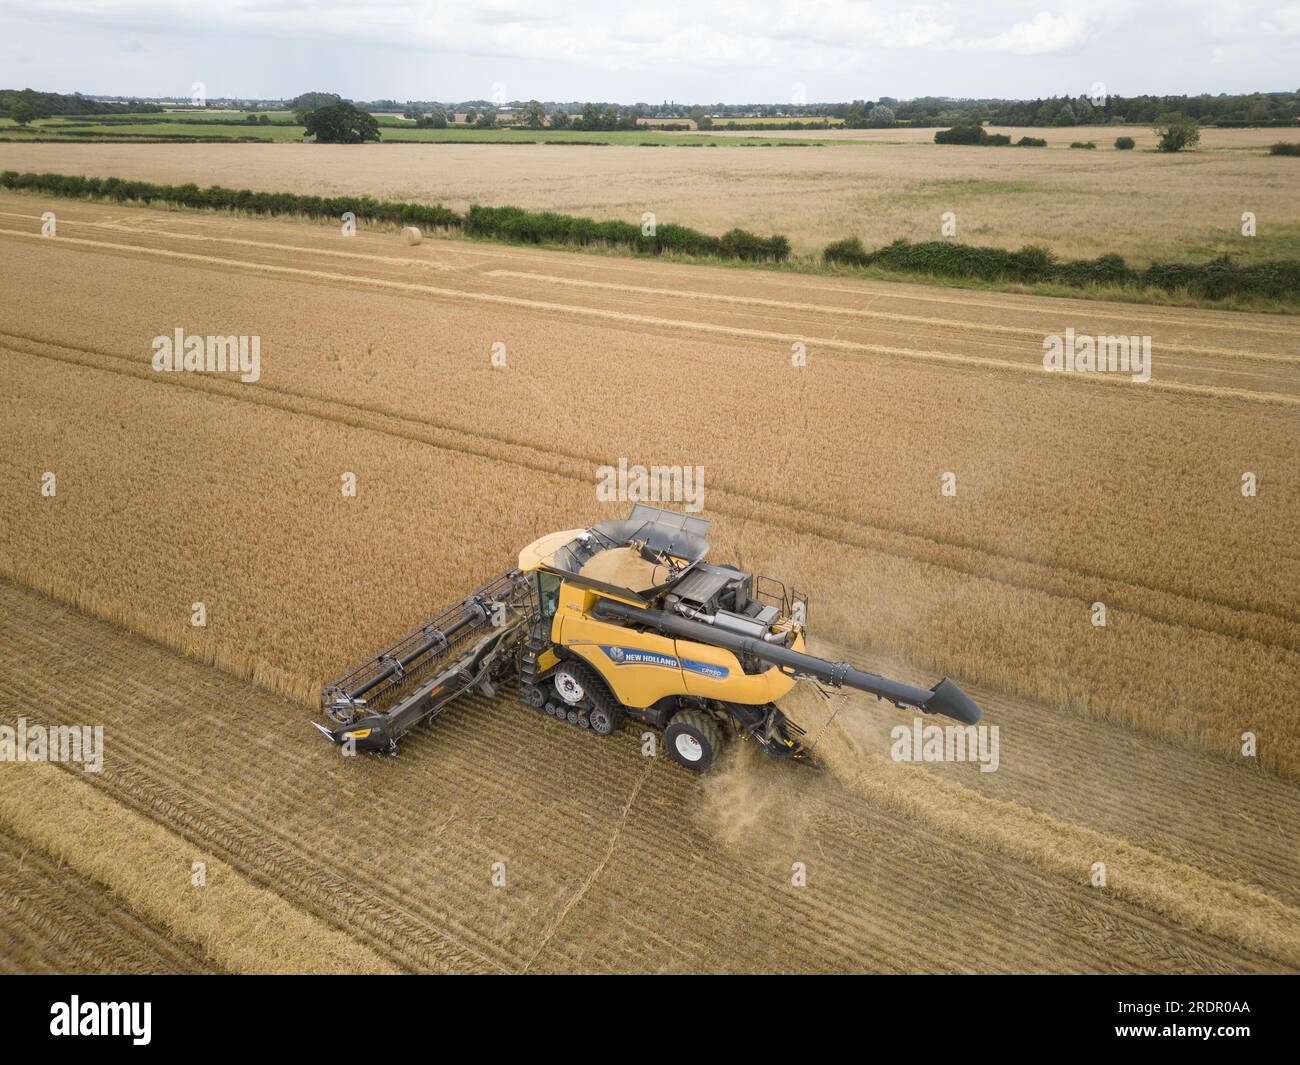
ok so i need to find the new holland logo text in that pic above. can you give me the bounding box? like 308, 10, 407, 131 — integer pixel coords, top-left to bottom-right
602, 645, 677, 669
600, 646, 728, 678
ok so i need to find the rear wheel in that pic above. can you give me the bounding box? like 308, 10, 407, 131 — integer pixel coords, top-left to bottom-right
664, 710, 724, 772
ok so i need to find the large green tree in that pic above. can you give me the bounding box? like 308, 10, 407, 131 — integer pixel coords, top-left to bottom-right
303, 102, 381, 143
867, 104, 895, 128
292, 91, 342, 111
522, 99, 545, 128
1154, 112, 1201, 152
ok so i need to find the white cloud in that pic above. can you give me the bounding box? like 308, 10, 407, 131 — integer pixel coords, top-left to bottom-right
1201, 0, 1300, 37
3, 1, 1296, 98
7, 1, 963, 71
1262, 3, 1300, 33
974, 11, 1094, 55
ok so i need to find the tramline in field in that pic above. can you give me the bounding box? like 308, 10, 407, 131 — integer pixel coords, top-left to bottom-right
316, 504, 982, 770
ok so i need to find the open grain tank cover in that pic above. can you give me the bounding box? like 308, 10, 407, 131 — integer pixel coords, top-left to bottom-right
578, 546, 673, 593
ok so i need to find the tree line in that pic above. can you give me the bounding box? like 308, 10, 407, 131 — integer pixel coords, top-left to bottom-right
0, 88, 161, 124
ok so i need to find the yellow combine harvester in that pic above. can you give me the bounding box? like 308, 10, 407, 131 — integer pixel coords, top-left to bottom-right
316, 505, 981, 771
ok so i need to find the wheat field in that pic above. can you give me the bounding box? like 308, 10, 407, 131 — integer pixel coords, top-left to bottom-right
1, 194, 1297, 774
0, 193, 1297, 973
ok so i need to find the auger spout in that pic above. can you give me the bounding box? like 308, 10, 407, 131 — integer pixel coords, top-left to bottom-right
592, 598, 982, 724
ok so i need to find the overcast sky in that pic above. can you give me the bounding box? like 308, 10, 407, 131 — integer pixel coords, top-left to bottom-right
2, 1, 1297, 103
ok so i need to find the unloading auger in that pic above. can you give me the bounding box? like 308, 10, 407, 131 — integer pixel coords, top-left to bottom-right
316, 504, 982, 771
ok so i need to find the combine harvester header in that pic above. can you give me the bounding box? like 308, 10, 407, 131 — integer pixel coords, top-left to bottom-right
317, 505, 981, 771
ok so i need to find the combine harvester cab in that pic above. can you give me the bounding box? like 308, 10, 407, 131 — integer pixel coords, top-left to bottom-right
316, 504, 981, 770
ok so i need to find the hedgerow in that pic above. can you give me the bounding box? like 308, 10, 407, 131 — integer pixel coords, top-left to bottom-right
0, 170, 790, 262
821, 236, 1300, 300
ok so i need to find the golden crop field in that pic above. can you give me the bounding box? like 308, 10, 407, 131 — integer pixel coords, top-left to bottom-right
1, 193, 1297, 974
1, 128, 1295, 263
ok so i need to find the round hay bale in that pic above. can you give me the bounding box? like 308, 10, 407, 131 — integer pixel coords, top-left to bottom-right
402, 226, 422, 246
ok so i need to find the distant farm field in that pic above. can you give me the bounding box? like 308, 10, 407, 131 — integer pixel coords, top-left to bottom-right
1, 129, 1294, 262
0, 114, 838, 148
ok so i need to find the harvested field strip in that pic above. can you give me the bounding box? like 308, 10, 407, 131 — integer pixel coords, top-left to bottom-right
846, 758, 1300, 967
790, 624, 1300, 910
70, 760, 512, 974
6, 328, 1299, 657
483, 269, 1300, 366
519, 758, 654, 973
0, 763, 399, 974
71, 655, 955, 972
2, 226, 1296, 406
796, 682, 1300, 967
1, 580, 1289, 974
0, 825, 219, 974
56, 692, 1300, 973
40, 696, 1300, 972
0, 587, 944, 973
787, 652, 1300, 908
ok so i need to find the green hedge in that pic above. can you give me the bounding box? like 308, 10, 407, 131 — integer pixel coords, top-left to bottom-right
1269, 142, 1300, 156
0, 170, 790, 262
822, 236, 871, 266
1213, 119, 1299, 128
822, 237, 1300, 300
933, 125, 1013, 146
1114, 136, 1136, 150
1016, 136, 1047, 147
857, 239, 1054, 282
933, 125, 987, 145
460, 204, 786, 260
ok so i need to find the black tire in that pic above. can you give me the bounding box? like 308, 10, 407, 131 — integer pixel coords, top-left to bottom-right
553, 659, 624, 737
585, 702, 619, 736
664, 710, 724, 772
520, 684, 546, 709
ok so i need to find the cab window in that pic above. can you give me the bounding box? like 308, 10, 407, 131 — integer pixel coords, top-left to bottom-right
538, 571, 561, 621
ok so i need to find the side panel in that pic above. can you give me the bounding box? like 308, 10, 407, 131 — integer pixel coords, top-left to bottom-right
674, 639, 800, 704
